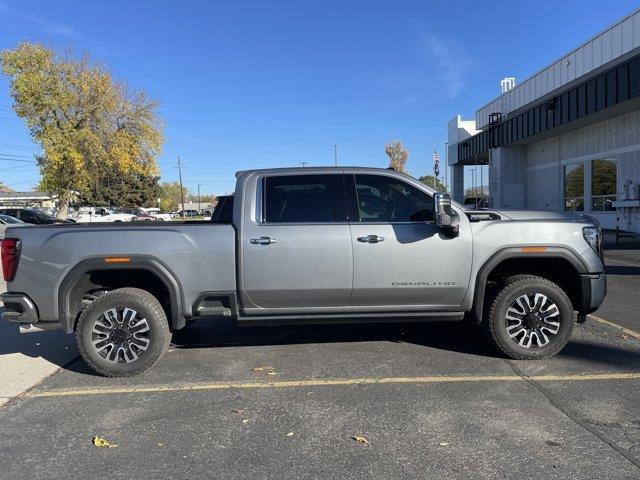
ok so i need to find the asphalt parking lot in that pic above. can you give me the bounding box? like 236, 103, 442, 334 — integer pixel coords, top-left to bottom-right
0, 258, 639, 479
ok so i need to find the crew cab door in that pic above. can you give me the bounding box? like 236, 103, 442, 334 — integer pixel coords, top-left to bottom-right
346, 172, 472, 310
240, 172, 353, 313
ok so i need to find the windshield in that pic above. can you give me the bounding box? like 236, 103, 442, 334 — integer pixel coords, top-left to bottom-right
0, 214, 23, 224
30, 210, 56, 219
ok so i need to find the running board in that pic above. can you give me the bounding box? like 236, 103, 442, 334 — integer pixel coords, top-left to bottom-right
237, 311, 464, 326
196, 305, 232, 317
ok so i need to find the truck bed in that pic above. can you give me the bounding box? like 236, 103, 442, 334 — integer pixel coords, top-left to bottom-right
5, 222, 236, 323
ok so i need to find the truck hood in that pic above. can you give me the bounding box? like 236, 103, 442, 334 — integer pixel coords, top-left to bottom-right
485, 209, 596, 224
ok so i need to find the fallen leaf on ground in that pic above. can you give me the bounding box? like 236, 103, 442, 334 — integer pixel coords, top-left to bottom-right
438, 442, 450, 447
157, 443, 166, 447
92, 436, 117, 448
285, 432, 294, 436
232, 408, 246, 414
266, 372, 278, 376
351, 436, 370, 445
241, 419, 251, 424
252, 366, 273, 372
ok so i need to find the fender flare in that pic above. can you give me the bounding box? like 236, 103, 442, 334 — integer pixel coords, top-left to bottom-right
472, 246, 588, 323
57, 255, 186, 332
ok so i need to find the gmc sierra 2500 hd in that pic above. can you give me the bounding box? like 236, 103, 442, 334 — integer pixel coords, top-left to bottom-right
0, 167, 606, 376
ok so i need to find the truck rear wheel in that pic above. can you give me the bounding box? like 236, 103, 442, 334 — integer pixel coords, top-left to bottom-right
485, 275, 574, 360
76, 288, 171, 377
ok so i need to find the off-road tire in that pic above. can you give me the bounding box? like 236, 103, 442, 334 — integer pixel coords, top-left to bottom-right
76, 287, 171, 377
485, 275, 574, 360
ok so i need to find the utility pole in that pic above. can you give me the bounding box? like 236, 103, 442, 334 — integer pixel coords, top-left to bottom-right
300, 161, 309, 167
333, 144, 338, 166
197, 184, 202, 214
177, 156, 186, 216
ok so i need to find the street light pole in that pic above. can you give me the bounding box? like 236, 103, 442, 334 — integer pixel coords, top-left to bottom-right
197, 184, 201, 214
333, 144, 338, 166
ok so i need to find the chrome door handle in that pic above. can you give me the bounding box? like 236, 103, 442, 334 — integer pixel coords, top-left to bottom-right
249, 236, 277, 245
357, 234, 384, 243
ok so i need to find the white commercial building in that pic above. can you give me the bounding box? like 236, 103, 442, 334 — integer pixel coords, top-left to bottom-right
448, 9, 640, 233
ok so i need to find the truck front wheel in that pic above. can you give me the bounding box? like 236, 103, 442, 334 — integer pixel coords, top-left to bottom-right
76, 288, 171, 377
486, 275, 574, 360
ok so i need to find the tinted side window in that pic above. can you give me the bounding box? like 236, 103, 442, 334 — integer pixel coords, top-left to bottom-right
263, 174, 343, 223
211, 196, 234, 224
21, 210, 37, 222
354, 174, 434, 222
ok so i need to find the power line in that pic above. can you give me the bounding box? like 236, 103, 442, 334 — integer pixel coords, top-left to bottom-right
0, 152, 34, 158
0, 159, 37, 164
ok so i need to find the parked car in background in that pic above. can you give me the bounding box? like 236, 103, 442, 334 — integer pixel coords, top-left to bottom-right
0, 208, 73, 225
116, 208, 138, 216
464, 197, 489, 209
132, 209, 162, 222
71, 207, 135, 223
0, 214, 24, 238
139, 208, 172, 221
176, 209, 199, 218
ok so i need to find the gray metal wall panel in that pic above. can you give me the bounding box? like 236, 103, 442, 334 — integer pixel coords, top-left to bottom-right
476, 9, 640, 129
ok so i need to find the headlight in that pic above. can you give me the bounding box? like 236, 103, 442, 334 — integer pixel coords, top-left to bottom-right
582, 226, 601, 256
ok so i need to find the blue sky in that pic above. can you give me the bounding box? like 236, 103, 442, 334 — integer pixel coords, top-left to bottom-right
1, 0, 638, 196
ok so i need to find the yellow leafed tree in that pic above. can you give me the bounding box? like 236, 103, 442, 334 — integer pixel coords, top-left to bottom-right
384, 140, 409, 173
1, 42, 163, 218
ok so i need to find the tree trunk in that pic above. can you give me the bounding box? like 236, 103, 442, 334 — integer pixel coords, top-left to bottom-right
56, 195, 69, 220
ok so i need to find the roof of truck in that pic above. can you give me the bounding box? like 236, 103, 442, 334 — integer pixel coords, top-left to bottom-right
235, 166, 400, 178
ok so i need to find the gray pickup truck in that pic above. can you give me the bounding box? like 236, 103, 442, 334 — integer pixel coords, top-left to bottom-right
0, 167, 606, 376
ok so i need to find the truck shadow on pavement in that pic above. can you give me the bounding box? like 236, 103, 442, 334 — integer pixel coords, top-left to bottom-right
168, 319, 639, 368
1, 311, 638, 377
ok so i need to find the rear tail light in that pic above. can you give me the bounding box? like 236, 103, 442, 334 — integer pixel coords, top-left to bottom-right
1, 238, 21, 282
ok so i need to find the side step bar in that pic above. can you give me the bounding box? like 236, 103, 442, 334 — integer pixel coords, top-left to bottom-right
237, 311, 465, 326
196, 305, 232, 317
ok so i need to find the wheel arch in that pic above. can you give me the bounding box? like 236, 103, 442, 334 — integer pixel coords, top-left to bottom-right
57, 256, 186, 333
472, 247, 588, 324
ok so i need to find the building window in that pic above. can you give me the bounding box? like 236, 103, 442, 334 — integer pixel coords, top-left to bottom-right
564, 163, 584, 211
591, 158, 617, 212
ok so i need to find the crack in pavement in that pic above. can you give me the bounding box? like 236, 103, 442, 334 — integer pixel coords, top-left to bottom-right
505, 359, 640, 470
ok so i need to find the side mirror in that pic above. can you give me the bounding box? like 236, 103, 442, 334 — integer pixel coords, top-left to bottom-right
434, 192, 459, 237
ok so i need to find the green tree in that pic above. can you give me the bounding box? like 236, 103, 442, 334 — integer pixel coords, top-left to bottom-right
79, 170, 162, 208
418, 175, 446, 191
384, 140, 409, 173
193, 194, 216, 204
564, 164, 584, 197
464, 187, 486, 198
0, 182, 14, 193
1, 42, 163, 219
159, 181, 189, 212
